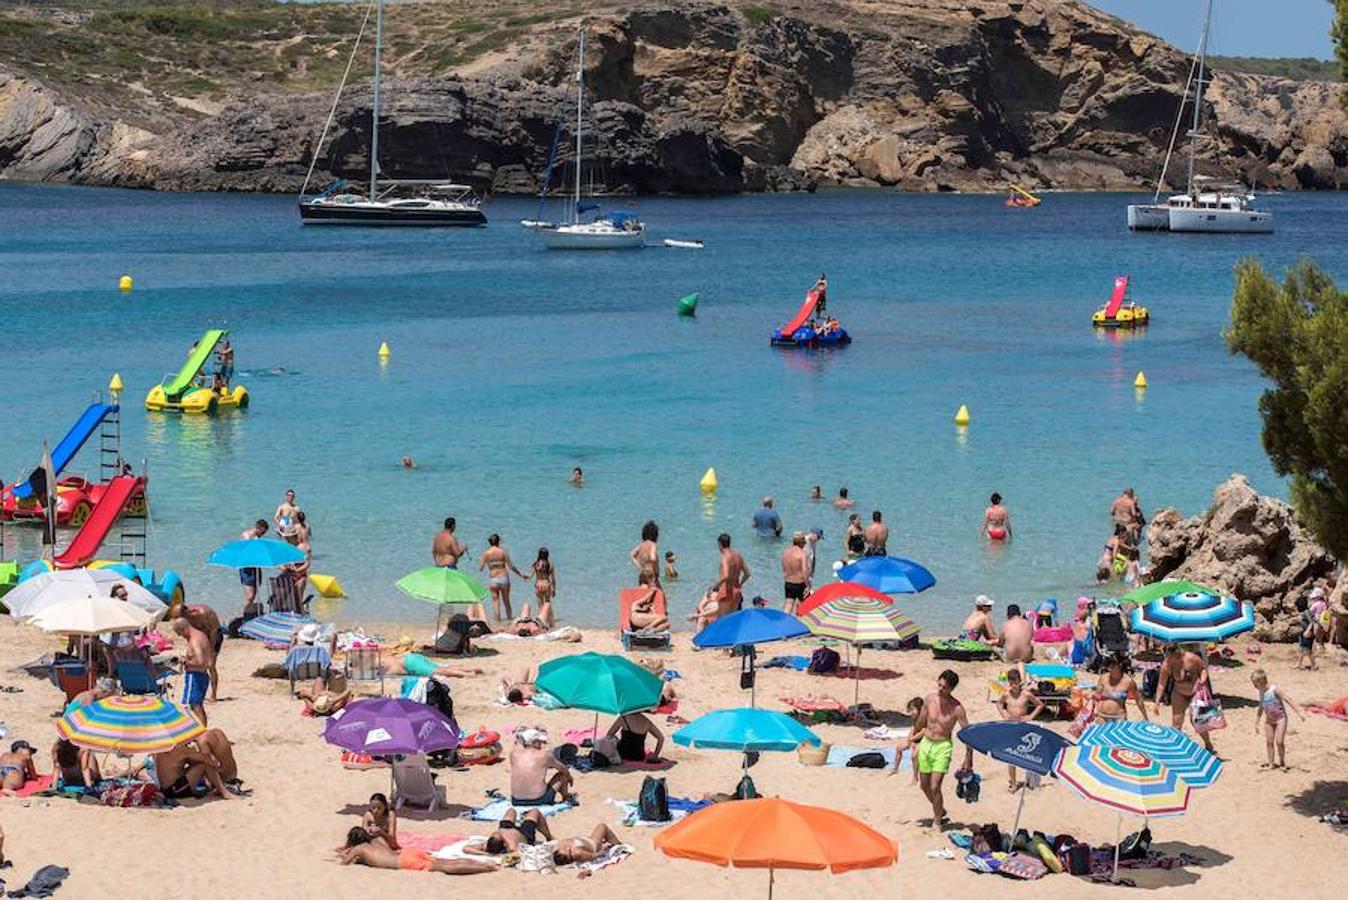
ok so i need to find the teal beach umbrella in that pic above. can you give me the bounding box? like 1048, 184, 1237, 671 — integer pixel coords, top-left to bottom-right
536, 652, 663, 715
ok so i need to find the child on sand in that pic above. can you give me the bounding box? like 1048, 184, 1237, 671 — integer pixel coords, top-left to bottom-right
1251, 669, 1305, 769
997, 669, 1045, 791
889, 697, 925, 784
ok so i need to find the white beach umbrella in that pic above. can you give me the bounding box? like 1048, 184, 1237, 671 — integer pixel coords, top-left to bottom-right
6, 568, 166, 623
30, 594, 156, 635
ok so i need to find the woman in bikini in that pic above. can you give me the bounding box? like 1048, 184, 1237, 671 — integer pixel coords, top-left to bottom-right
1093, 653, 1149, 722
980, 492, 1012, 542
845, 513, 865, 561
361, 792, 399, 849
1156, 645, 1215, 752
551, 824, 622, 866
51, 737, 100, 789
528, 548, 557, 628
479, 533, 528, 622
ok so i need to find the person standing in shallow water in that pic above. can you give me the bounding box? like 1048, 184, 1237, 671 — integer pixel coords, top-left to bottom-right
630, 520, 660, 588
980, 492, 1012, 541
480, 534, 528, 622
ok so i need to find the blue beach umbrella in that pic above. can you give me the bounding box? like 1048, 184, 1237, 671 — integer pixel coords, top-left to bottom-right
238, 611, 314, 642
207, 538, 305, 569
674, 708, 821, 753
693, 609, 809, 649
837, 557, 936, 595
958, 721, 1072, 837
1079, 721, 1222, 788
1129, 589, 1255, 643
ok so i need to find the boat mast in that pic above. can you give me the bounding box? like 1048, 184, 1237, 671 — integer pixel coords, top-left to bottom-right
1185, 0, 1213, 195
572, 27, 585, 225
369, 0, 383, 198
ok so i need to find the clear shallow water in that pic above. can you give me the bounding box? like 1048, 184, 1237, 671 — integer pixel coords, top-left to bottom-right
0, 184, 1341, 631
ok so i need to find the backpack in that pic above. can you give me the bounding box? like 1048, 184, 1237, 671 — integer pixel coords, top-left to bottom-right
1119, 826, 1151, 859
1061, 842, 1092, 876
808, 647, 840, 673
637, 775, 671, 822
971, 823, 1005, 855
845, 751, 887, 769
734, 773, 758, 800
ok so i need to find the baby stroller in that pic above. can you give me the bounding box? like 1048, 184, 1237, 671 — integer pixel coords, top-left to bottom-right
1088, 606, 1130, 672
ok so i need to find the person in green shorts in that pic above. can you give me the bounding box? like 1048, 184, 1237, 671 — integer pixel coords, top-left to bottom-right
913, 669, 974, 829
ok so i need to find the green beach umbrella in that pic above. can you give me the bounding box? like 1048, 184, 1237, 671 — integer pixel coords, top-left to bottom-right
395, 567, 488, 605
1118, 580, 1216, 606
536, 652, 663, 715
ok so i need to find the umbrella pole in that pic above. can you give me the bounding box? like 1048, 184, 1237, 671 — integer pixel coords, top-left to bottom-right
768, 867, 774, 900
1113, 815, 1122, 883
1010, 783, 1026, 838
854, 647, 862, 708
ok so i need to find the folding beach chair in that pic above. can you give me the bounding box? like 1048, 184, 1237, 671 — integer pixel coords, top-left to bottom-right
620, 587, 672, 651
267, 574, 308, 614
116, 658, 171, 696
392, 754, 446, 811
54, 663, 94, 704
343, 645, 386, 696
284, 644, 332, 695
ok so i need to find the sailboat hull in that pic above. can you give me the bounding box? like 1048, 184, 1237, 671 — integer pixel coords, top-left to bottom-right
1126, 205, 1170, 231
539, 227, 645, 249
1168, 207, 1273, 234
299, 201, 486, 226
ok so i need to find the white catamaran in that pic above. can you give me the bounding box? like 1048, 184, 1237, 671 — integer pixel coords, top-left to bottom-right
298, 0, 486, 227
1126, 0, 1273, 234
538, 28, 646, 250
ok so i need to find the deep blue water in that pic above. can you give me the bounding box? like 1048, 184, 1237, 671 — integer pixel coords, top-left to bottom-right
0, 184, 1341, 630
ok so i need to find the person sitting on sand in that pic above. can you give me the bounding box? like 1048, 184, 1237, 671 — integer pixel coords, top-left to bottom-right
629, 587, 669, 632
606, 712, 665, 764
362, 792, 399, 849
140, 739, 232, 801
552, 823, 623, 866
961, 596, 997, 643
337, 827, 496, 875
51, 737, 100, 789
998, 604, 1034, 665
0, 741, 38, 792
298, 673, 351, 717
467, 808, 554, 856
688, 588, 723, 631
386, 652, 483, 679
509, 728, 574, 806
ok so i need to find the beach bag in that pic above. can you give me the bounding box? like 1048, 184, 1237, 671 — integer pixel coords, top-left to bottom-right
638, 775, 671, 822
971, 823, 1004, 856
1119, 827, 1151, 859
1062, 842, 1092, 876
845, 751, 886, 769
808, 647, 840, 674
734, 774, 758, 800
1189, 685, 1226, 734
797, 741, 829, 766
998, 852, 1048, 880
101, 782, 162, 808
1067, 697, 1095, 738
518, 842, 557, 874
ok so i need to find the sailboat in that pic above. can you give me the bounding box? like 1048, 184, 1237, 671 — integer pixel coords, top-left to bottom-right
1126, 0, 1272, 234
298, 0, 486, 227
538, 28, 646, 250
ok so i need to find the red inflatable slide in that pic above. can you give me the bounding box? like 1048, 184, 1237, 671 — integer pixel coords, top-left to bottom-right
780, 288, 823, 334
1103, 276, 1129, 319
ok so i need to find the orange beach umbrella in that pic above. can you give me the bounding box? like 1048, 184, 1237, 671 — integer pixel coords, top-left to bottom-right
653, 797, 897, 897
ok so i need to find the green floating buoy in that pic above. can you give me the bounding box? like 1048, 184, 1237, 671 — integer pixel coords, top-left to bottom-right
677, 292, 699, 317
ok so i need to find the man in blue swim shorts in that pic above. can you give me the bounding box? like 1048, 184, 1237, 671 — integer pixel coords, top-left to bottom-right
174, 617, 215, 726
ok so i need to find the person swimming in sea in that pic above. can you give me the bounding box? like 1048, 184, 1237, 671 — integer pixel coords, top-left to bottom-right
980, 492, 1012, 541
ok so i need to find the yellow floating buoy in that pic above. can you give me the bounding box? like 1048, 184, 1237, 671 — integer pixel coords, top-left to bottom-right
378, 341, 391, 360
954, 404, 971, 426
699, 467, 718, 493
309, 573, 345, 598
108, 373, 124, 394
1134, 371, 1148, 389
118, 275, 133, 293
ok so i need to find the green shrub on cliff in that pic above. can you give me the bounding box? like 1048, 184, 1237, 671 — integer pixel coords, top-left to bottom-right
1227, 257, 1348, 560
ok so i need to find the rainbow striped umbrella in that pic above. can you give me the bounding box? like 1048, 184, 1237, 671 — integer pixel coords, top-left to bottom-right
1129, 589, 1254, 643
801, 598, 919, 705
58, 695, 205, 755
1079, 721, 1222, 788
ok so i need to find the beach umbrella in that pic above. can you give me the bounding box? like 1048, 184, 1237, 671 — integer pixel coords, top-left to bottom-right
1055, 745, 1191, 882
837, 556, 935, 595
1129, 589, 1255, 643
30, 594, 156, 635
694, 609, 808, 648
395, 567, 488, 605
1079, 721, 1222, 788
654, 797, 897, 898
323, 697, 460, 756
801, 597, 920, 705
795, 580, 892, 617
58, 695, 204, 755
207, 538, 304, 569
675, 708, 820, 774
238, 611, 314, 643
536, 652, 663, 715
1117, 580, 1218, 605
958, 721, 1072, 837
6, 568, 165, 622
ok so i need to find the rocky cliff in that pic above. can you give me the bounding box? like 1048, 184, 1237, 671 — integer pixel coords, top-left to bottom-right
1146, 476, 1336, 642
1, 0, 1346, 194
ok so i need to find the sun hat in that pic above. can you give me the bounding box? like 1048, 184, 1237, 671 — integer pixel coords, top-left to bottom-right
975, 595, 994, 608
297, 623, 321, 645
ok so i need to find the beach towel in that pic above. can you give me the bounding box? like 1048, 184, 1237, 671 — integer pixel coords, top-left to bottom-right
483, 626, 582, 643
608, 798, 691, 827
6, 865, 70, 898
1306, 698, 1348, 721
779, 694, 847, 712
824, 746, 903, 768
0, 774, 54, 798
470, 797, 575, 821
430, 837, 498, 863
862, 725, 911, 741
398, 832, 468, 853
654, 699, 679, 715
1089, 849, 1202, 875
575, 843, 634, 874
764, 655, 811, 671
563, 727, 597, 745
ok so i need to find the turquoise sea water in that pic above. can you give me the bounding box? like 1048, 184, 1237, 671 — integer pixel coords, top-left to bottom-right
0, 184, 1342, 631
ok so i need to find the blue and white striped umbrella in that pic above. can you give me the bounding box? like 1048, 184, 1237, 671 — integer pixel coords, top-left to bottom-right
238, 611, 313, 643
1079, 721, 1223, 788
1129, 589, 1254, 643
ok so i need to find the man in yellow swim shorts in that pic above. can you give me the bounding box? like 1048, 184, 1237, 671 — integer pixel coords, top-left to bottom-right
913, 670, 974, 828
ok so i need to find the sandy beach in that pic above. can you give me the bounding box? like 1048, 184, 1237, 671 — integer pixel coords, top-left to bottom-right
0, 616, 1342, 898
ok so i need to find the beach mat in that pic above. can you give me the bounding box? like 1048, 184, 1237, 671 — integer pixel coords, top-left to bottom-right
470, 797, 574, 821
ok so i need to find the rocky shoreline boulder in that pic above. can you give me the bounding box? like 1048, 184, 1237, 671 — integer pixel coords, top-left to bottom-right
1146, 475, 1336, 642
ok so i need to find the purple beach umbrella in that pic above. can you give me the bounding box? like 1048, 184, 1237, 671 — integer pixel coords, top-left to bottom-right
322, 697, 460, 757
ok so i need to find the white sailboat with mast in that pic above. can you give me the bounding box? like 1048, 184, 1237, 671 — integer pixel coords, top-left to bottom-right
539, 27, 646, 250
1126, 0, 1272, 234
298, 0, 486, 226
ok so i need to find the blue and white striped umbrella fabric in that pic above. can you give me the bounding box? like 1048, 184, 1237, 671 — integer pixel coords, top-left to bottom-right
1129, 590, 1254, 643
238, 611, 314, 643
1079, 721, 1223, 788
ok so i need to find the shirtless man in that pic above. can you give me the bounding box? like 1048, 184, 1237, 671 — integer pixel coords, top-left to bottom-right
980, 492, 1012, 541
997, 669, 1045, 791
338, 828, 495, 875
864, 510, 889, 557
169, 602, 223, 702
479, 533, 527, 621
509, 729, 574, 805
432, 517, 466, 568
1110, 488, 1143, 539
998, 603, 1034, 665
833, 487, 853, 509
552, 823, 622, 865
629, 520, 660, 588
216, 338, 234, 386
711, 533, 750, 617
0, 741, 38, 792
238, 519, 268, 614
913, 670, 973, 828
274, 489, 300, 537
173, 616, 215, 726
1156, 645, 1216, 752
145, 740, 231, 801
569, 467, 584, 487
469, 808, 554, 856
960, 596, 997, 643
781, 532, 810, 615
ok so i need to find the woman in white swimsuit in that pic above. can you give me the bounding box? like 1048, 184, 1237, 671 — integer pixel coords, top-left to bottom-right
479, 533, 528, 622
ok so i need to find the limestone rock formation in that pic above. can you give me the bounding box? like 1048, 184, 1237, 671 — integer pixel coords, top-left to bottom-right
1146, 475, 1336, 642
